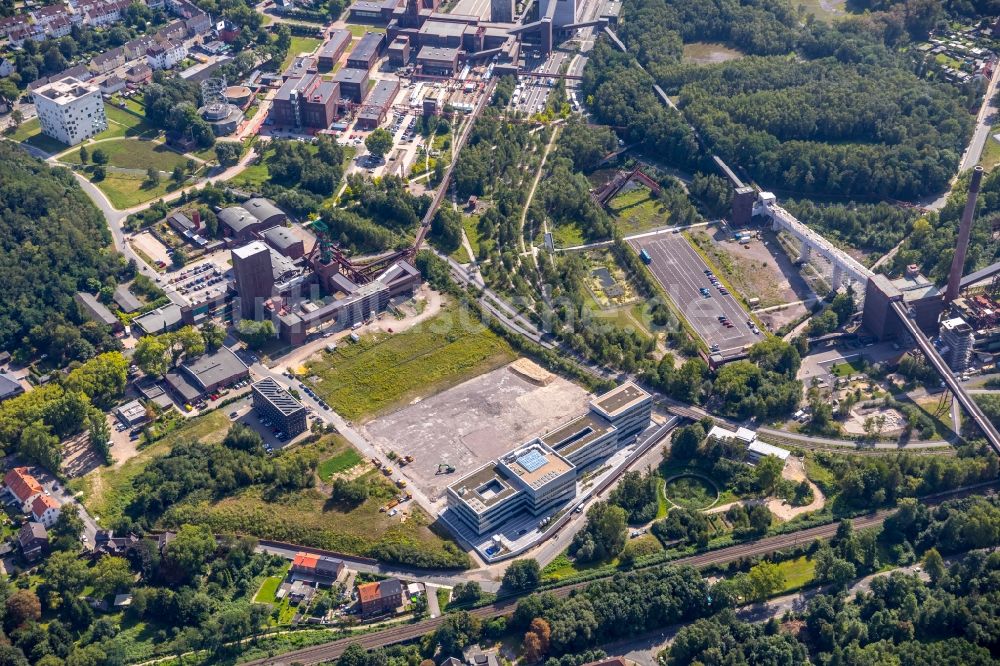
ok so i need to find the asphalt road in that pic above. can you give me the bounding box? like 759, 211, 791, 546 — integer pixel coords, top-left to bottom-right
629, 234, 758, 355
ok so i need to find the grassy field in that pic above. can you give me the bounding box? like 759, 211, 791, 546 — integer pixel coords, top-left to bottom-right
95, 172, 176, 209
317, 446, 363, 481
62, 138, 188, 172
608, 185, 670, 234
548, 222, 586, 248
347, 24, 386, 37
830, 358, 866, 377
795, 0, 846, 21
71, 410, 232, 527
463, 215, 483, 257
302, 305, 516, 421
774, 555, 816, 593
164, 465, 464, 566
97, 105, 159, 140
281, 35, 323, 70
980, 135, 1000, 172
7, 118, 72, 153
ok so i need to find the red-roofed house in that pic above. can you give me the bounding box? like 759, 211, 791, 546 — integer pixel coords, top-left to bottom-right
290, 551, 345, 580
31, 494, 61, 527
4, 467, 43, 511
357, 579, 402, 617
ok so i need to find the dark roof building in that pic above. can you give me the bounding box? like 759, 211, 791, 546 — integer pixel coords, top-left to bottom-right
357, 78, 400, 129
291, 551, 345, 580
18, 522, 47, 562
317, 29, 352, 71
347, 32, 385, 71
272, 74, 339, 129
251, 377, 306, 437
333, 68, 371, 103
164, 346, 249, 403
416, 45, 459, 76
262, 226, 305, 259
113, 285, 142, 313
133, 303, 184, 335
0, 373, 24, 402
357, 578, 403, 617
75, 292, 122, 331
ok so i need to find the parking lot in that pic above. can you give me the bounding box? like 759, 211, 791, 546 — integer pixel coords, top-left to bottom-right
629, 233, 758, 356
165, 259, 230, 305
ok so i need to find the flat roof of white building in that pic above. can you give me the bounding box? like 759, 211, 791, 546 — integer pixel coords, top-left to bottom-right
34, 76, 99, 103
747, 440, 790, 461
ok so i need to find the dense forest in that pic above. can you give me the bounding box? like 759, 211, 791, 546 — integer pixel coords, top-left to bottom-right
0, 144, 123, 353
583, 0, 976, 200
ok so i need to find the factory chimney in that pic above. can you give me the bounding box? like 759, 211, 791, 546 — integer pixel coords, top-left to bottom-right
945, 165, 984, 303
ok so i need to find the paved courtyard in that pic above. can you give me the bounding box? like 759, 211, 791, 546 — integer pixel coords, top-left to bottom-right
361, 362, 591, 507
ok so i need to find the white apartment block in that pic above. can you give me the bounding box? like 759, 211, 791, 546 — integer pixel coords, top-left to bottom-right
146, 39, 187, 69
32, 77, 108, 146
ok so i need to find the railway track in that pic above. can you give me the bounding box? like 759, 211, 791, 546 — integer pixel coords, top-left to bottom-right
244, 480, 997, 666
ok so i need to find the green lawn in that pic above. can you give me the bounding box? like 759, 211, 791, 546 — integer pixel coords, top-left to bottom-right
6, 118, 72, 154
830, 358, 866, 377
62, 138, 188, 172
71, 409, 232, 527
463, 215, 484, 257
980, 135, 1000, 172
347, 24, 386, 37
95, 173, 176, 209
317, 447, 363, 481
254, 563, 290, 603
774, 555, 816, 593
541, 551, 618, 582
97, 105, 159, 140
436, 587, 450, 612
9, 117, 41, 141
281, 35, 323, 70
607, 185, 670, 234
303, 305, 516, 421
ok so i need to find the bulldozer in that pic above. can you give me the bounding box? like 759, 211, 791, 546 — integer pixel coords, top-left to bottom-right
436, 463, 455, 475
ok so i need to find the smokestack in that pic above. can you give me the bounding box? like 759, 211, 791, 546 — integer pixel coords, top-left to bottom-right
945, 165, 984, 302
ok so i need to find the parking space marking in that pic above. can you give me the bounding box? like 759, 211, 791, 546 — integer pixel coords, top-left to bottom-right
629, 234, 758, 355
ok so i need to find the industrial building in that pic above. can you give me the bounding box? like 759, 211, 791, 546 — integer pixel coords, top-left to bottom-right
347, 31, 386, 71
940, 317, 975, 371
446, 383, 652, 536
251, 377, 307, 436
219, 198, 287, 242
333, 68, 371, 103
357, 78, 400, 129
415, 45, 459, 76
317, 29, 352, 71
262, 226, 306, 260
32, 76, 107, 146
388, 36, 410, 66
349, 0, 403, 21
233, 241, 278, 319
490, 0, 513, 23
164, 346, 249, 404
271, 73, 339, 130
75, 292, 122, 332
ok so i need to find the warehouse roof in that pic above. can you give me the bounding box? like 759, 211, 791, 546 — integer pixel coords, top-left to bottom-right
349, 31, 384, 63
181, 346, 248, 391
419, 20, 466, 40
252, 377, 304, 416
334, 67, 368, 84
416, 45, 459, 64
319, 29, 351, 58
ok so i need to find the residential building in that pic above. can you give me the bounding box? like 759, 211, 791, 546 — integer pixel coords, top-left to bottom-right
31, 494, 61, 527
446, 383, 652, 536
290, 551, 345, 580
125, 62, 153, 85
147, 39, 188, 70
91, 48, 126, 74
251, 377, 306, 437
357, 578, 403, 617
18, 522, 48, 562
4, 467, 43, 511
0, 373, 24, 402
32, 77, 108, 146
164, 346, 249, 404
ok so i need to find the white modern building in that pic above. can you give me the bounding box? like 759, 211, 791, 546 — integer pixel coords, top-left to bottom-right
446, 383, 653, 536
32, 76, 107, 146
940, 316, 975, 372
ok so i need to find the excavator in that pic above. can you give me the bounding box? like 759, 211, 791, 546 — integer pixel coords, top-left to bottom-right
436, 463, 455, 475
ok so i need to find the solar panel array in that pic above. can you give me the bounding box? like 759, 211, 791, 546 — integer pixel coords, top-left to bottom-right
517, 449, 548, 473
